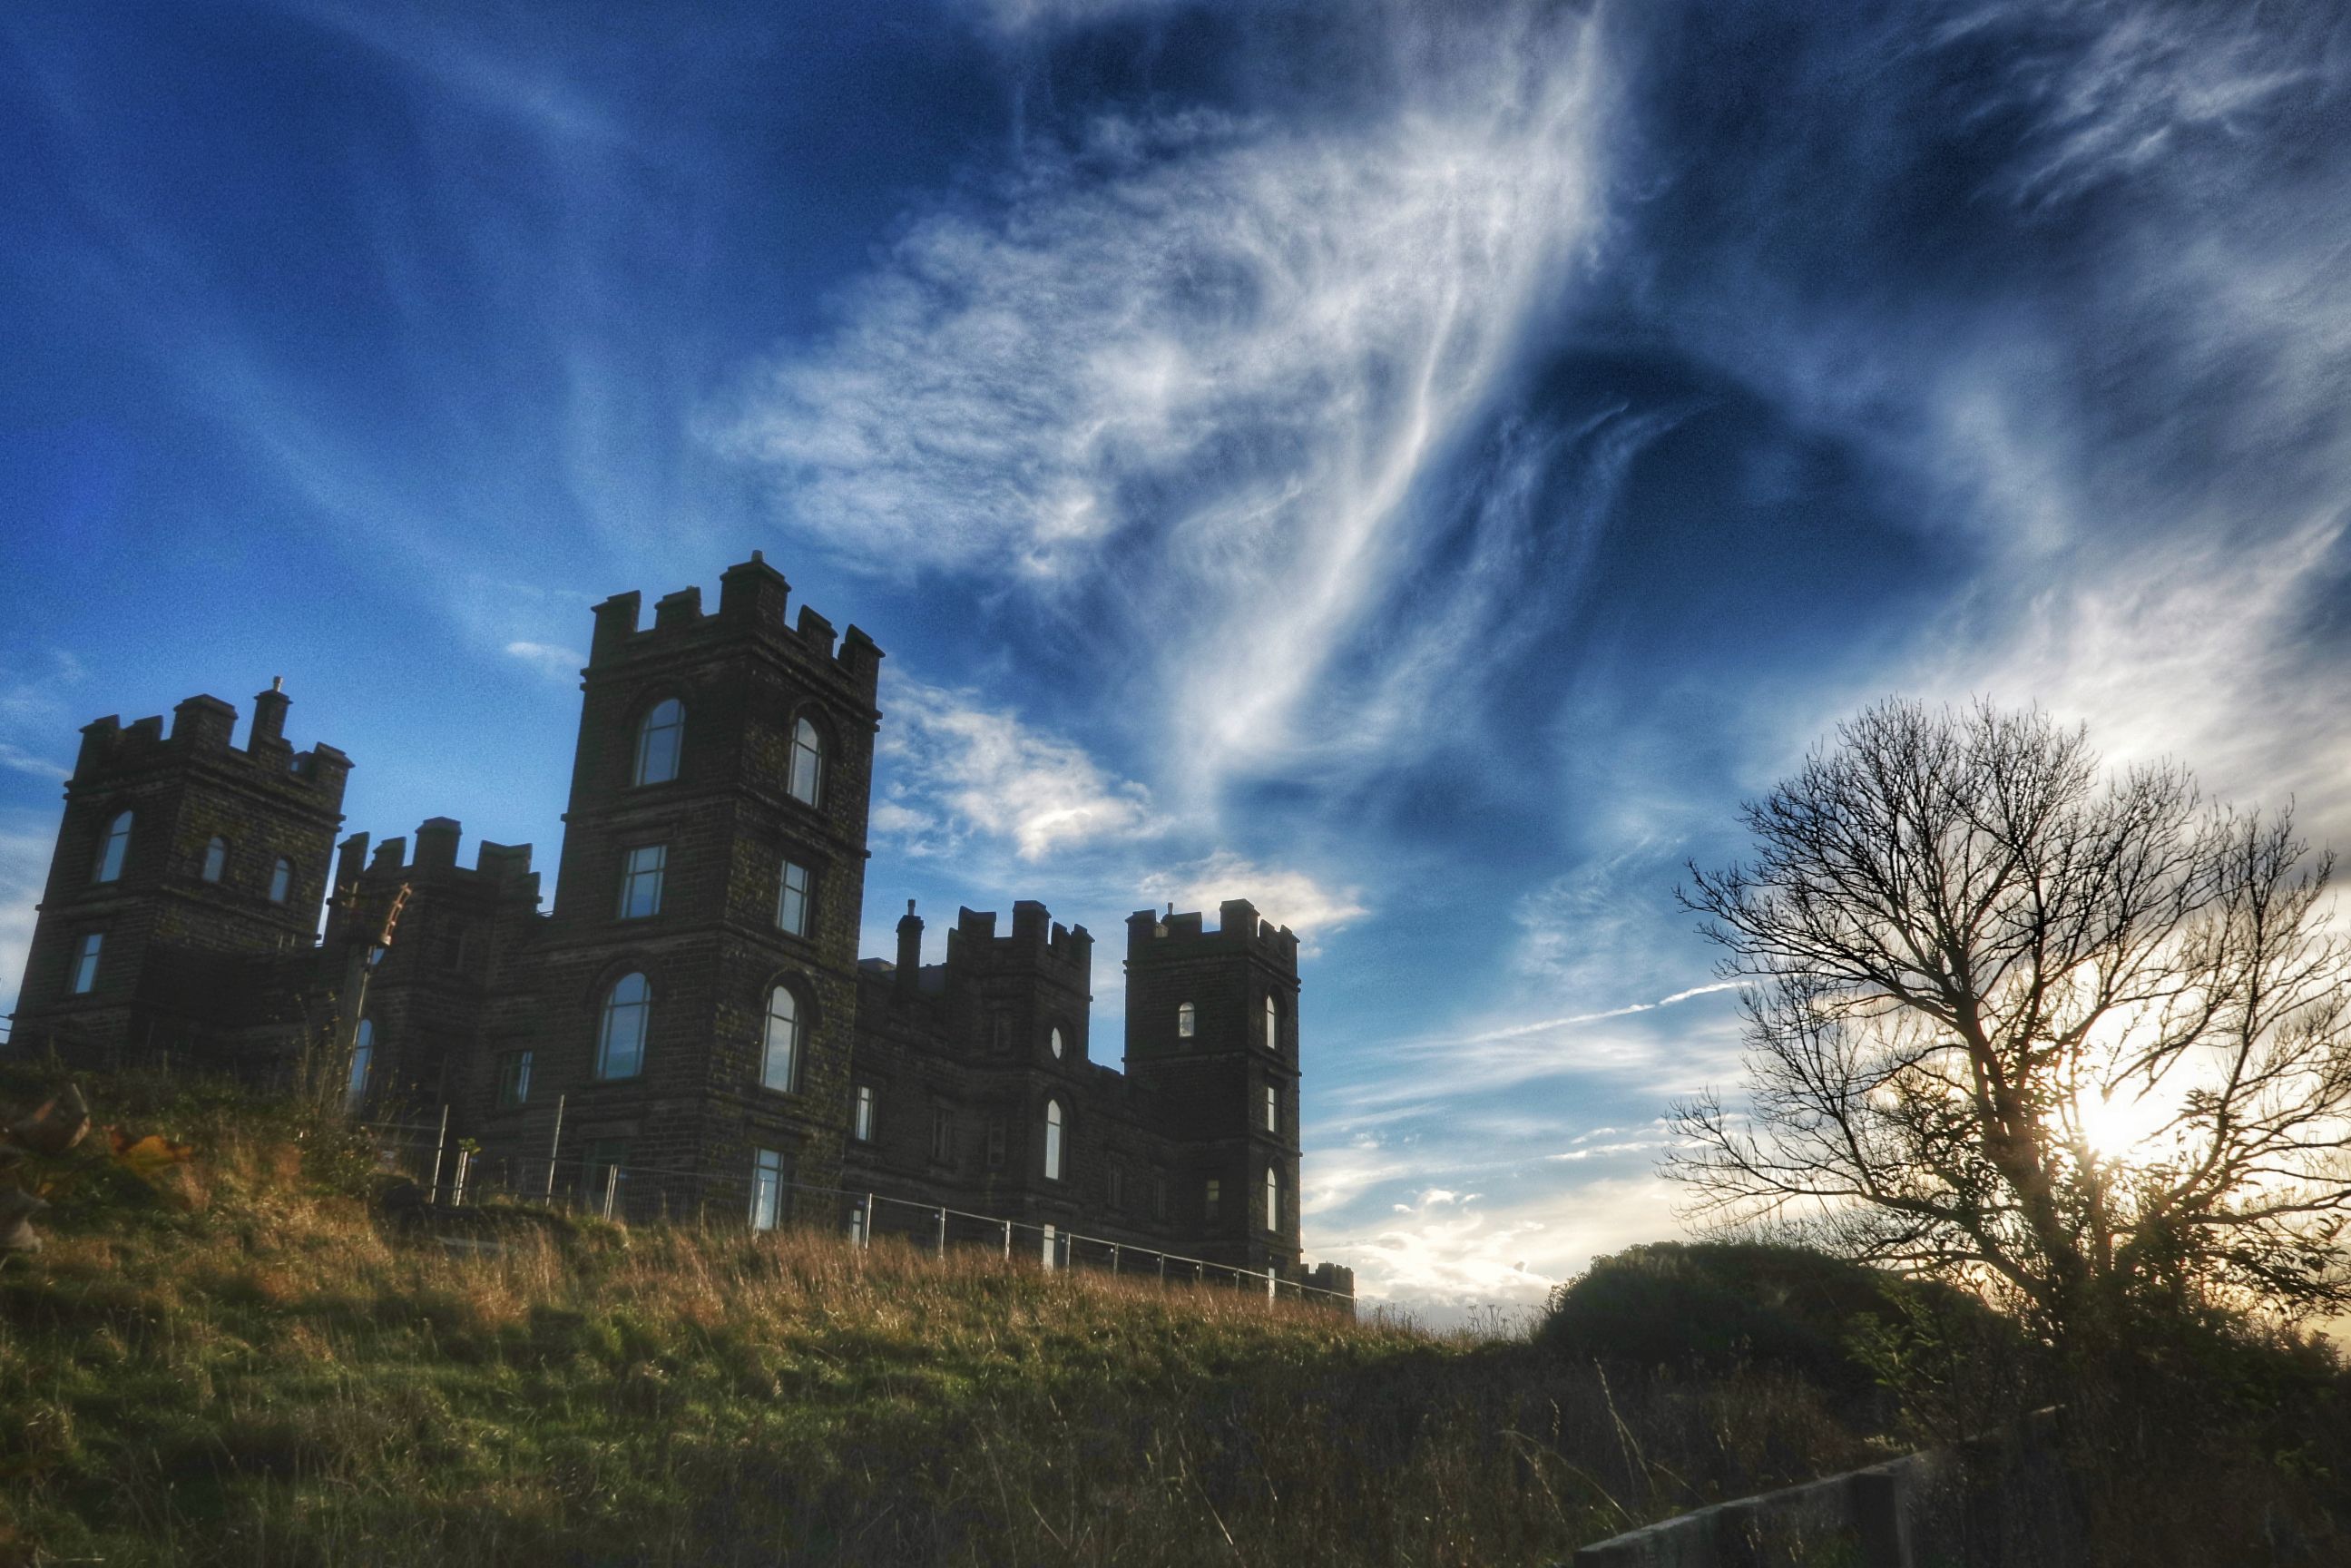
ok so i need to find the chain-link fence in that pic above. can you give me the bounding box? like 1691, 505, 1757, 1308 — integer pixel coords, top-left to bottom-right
363, 1117, 1352, 1308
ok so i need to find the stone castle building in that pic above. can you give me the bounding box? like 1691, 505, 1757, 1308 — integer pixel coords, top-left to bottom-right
7, 554, 1351, 1298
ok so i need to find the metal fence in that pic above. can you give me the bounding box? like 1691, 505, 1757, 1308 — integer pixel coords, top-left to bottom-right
360, 1118, 1353, 1308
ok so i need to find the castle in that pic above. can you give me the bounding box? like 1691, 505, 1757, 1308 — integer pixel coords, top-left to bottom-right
7, 554, 1351, 1299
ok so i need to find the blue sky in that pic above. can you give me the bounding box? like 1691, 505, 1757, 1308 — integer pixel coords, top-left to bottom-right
3, 0, 2347, 1319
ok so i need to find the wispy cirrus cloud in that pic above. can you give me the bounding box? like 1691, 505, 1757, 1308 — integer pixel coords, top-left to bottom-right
1136, 850, 1367, 952
719, 0, 1611, 809
875, 674, 1155, 861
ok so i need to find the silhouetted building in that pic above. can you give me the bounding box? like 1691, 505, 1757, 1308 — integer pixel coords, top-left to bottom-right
7, 554, 1349, 1298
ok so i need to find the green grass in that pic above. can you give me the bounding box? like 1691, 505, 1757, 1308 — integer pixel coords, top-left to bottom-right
0, 1070, 1872, 1567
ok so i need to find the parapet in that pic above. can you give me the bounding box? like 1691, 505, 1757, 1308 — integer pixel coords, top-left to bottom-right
944, 902, 1094, 980
585, 553, 884, 697
1125, 899, 1300, 969
70, 686, 350, 804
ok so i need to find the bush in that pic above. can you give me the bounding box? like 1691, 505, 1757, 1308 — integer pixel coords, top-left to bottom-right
1536, 1242, 2022, 1417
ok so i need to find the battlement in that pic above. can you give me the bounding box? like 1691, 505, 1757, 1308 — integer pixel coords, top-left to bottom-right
344, 820, 535, 887
584, 552, 883, 695
71, 683, 351, 802
945, 901, 1094, 975
1125, 899, 1299, 970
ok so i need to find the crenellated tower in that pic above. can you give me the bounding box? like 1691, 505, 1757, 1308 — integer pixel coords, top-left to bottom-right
495, 552, 884, 1209
1123, 900, 1302, 1273
13, 683, 348, 1065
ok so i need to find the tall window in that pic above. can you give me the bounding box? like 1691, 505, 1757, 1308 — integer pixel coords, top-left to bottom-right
1049, 1024, 1064, 1060
497, 1050, 534, 1110
70, 933, 103, 995
93, 810, 132, 883
1264, 995, 1278, 1052
597, 973, 651, 1079
853, 1084, 876, 1142
348, 1019, 375, 1111
762, 985, 802, 1093
269, 857, 293, 904
1265, 1167, 1280, 1232
930, 1109, 953, 1164
1204, 1178, 1222, 1223
634, 698, 683, 786
201, 837, 228, 883
788, 717, 823, 806
749, 1148, 786, 1231
776, 859, 811, 937
1043, 1100, 1063, 1181
617, 845, 666, 919
1265, 1085, 1278, 1132
1177, 1001, 1195, 1040
1106, 1163, 1125, 1211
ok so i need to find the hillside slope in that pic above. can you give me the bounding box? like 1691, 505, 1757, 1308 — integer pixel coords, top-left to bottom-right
0, 1075, 1867, 1567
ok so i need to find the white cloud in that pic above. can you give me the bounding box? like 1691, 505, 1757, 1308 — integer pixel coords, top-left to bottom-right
0, 744, 68, 782
718, 3, 1611, 807
971, 0, 1172, 33
876, 674, 1154, 861
1309, 1175, 1686, 1324
1135, 849, 1366, 951
503, 641, 586, 680
0, 813, 55, 1019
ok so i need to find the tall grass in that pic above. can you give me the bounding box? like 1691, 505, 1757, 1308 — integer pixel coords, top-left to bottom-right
0, 1069, 1871, 1567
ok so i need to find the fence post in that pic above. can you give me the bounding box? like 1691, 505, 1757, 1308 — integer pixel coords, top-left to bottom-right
426, 1104, 450, 1203
1002, 1219, 1012, 1259
864, 1193, 875, 1249
936, 1206, 947, 1259
543, 1093, 566, 1203
452, 1149, 471, 1208
1158, 1255, 1166, 1283
1111, 1243, 1120, 1277
602, 1162, 620, 1220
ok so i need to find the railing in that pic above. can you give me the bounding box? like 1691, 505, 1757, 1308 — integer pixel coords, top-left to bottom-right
358, 1127, 1354, 1308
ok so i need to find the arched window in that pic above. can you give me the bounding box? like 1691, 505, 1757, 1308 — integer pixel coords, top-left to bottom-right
1265, 1166, 1280, 1232
201, 837, 228, 883
788, 717, 824, 807
1177, 1001, 1195, 1040
348, 1019, 375, 1111
597, 973, 651, 1079
93, 810, 132, 883
269, 857, 293, 904
634, 698, 683, 786
1043, 1100, 1064, 1181
1264, 995, 1278, 1052
1049, 1024, 1064, 1060
762, 985, 803, 1093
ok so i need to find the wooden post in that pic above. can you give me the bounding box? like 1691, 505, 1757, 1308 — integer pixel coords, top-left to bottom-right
602, 1162, 620, 1220
936, 1205, 947, 1259
1002, 1219, 1012, 1259
426, 1104, 450, 1202
544, 1093, 566, 1203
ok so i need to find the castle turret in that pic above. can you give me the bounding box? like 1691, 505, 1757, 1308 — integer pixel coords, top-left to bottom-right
12, 685, 349, 1066
509, 554, 884, 1210
1124, 901, 1302, 1273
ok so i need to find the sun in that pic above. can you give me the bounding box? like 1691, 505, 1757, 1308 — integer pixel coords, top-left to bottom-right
2075, 1087, 2174, 1163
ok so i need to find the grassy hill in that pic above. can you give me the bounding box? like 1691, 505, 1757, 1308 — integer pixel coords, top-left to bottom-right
0, 1069, 1872, 1568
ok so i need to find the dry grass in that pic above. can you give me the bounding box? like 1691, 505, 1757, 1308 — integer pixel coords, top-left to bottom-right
0, 1073, 1874, 1567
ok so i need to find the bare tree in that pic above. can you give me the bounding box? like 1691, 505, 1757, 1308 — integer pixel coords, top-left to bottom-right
1670, 699, 2351, 1344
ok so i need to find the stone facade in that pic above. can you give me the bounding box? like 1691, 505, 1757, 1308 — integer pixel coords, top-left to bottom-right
7, 554, 1351, 1300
